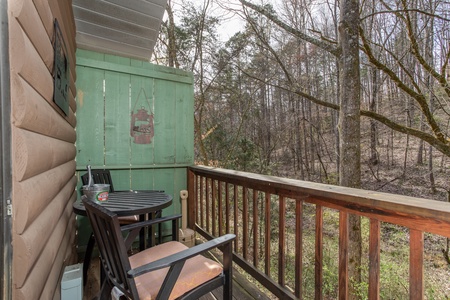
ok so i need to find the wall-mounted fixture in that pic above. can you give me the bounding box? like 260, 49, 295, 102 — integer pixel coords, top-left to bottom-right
130, 88, 154, 144
53, 19, 69, 116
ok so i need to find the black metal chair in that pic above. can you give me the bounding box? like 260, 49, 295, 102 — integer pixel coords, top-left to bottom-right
80, 169, 163, 286
83, 198, 235, 299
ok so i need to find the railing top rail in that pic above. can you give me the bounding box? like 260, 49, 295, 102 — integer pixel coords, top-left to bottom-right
189, 165, 450, 236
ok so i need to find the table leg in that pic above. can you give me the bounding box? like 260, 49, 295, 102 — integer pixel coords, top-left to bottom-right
138, 210, 163, 250
158, 219, 162, 244
139, 214, 145, 251
148, 212, 155, 247
156, 210, 162, 244
83, 233, 95, 286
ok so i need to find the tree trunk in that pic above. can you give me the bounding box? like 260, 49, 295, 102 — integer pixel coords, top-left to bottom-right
166, 0, 179, 69
417, 115, 424, 165
369, 67, 379, 165
302, 98, 311, 180
338, 0, 361, 298
403, 106, 411, 178
424, 3, 436, 193
295, 96, 305, 179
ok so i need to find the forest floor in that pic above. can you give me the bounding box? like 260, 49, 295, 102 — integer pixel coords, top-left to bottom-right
352, 138, 449, 298
274, 134, 450, 298
358, 146, 450, 299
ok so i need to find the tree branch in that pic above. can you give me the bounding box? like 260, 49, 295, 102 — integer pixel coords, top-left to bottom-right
243, 10, 293, 84
241, 71, 450, 158
401, 0, 450, 99
360, 110, 450, 157
237, 0, 450, 157
238, 0, 340, 57
360, 26, 448, 144
361, 9, 450, 22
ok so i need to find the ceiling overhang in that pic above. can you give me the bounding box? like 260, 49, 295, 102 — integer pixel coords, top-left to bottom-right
73, 0, 167, 61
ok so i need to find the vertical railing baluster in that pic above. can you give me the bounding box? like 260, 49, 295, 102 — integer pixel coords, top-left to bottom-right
243, 187, 249, 260
200, 176, 204, 229
218, 181, 223, 236
265, 193, 271, 276
253, 190, 259, 267
339, 212, 349, 300
410, 229, 424, 300
205, 178, 210, 233
315, 205, 323, 300
278, 196, 286, 286
212, 179, 216, 236
234, 184, 238, 252
225, 182, 230, 234
295, 199, 303, 299
369, 218, 380, 300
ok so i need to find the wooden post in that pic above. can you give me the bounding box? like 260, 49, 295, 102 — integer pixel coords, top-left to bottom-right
187, 168, 195, 230
368, 219, 380, 299
409, 229, 424, 299
315, 205, 323, 300
339, 212, 349, 300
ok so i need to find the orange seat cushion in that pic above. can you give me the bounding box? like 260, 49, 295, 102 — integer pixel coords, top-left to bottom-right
129, 241, 223, 300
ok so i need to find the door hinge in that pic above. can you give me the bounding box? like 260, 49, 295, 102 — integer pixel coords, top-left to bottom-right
6, 199, 12, 216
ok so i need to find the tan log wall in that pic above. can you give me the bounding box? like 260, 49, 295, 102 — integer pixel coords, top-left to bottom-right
9, 0, 78, 299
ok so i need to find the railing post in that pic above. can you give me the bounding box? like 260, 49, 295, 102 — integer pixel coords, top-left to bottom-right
243, 187, 249, 260
410, 229, 424, 300
253, 190, 259, 268
278, 196, 286, 287
233, 185, 239, 253
295, 199, 303, 299
218, 181, 223, 236
225, 182, 230, 233
187, 168, 195, 230
339, 212, 349, 300
212, 179, 217, 236
315, 205, 323, 300
368, 219, 380, 299
265, 193, 271, 276
206, 178, 210, 232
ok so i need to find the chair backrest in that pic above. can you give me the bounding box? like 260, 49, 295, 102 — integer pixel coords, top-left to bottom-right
82, 199, 139, 298
81, 169, 115, 192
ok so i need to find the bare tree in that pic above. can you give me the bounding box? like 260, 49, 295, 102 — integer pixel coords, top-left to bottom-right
337, 0, 362, 297
238, 0, 450, 159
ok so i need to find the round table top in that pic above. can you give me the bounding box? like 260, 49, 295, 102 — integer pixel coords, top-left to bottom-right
73, 190, 173, 216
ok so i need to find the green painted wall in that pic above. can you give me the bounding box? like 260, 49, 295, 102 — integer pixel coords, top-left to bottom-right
75, 50, 194, 248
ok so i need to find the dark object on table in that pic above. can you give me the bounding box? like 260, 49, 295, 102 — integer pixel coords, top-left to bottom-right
81, 169, 139, 223
83, 198, 235, 300
82, 168, 115, 192
82, 184, 110, 202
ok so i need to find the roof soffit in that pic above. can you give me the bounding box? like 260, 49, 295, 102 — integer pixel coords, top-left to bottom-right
73, 0, 167, 61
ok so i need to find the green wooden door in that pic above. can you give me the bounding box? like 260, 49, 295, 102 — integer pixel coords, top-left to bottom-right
75, 50, 194, 246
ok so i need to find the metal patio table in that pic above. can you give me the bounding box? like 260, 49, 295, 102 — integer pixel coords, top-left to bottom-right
73, 190, 173, 286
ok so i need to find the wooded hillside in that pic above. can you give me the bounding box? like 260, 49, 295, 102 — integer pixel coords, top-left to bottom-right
155, 0, 449, 202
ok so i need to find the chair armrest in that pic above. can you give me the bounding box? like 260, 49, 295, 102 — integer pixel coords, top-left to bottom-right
128, 234, 236, 278
120, 214, 182, 232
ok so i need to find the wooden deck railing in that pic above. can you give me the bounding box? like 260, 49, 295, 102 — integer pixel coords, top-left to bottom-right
187, 165, 450, 300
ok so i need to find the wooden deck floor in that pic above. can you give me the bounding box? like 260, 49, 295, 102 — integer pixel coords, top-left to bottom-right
82, 257, 271, 300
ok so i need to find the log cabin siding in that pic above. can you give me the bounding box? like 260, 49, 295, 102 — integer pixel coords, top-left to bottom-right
9, 0, 78, 299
